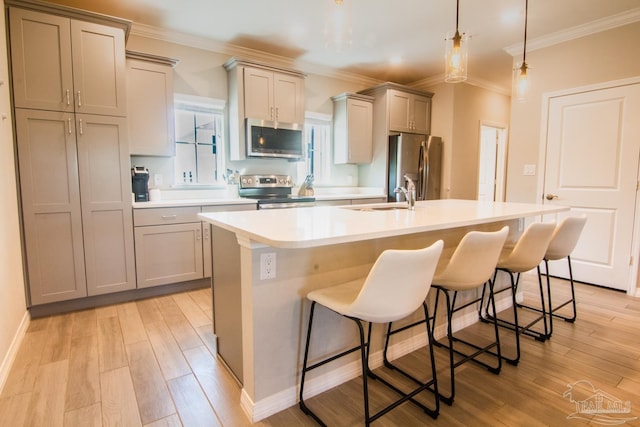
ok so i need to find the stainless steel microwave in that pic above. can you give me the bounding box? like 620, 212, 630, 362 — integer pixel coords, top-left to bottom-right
246, 119, 303, 159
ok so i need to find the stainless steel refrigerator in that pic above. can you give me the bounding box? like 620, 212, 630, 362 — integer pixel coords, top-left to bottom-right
388, 133, 442, 202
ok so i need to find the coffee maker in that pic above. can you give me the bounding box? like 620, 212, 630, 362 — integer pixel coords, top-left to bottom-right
131, 166, 149, 202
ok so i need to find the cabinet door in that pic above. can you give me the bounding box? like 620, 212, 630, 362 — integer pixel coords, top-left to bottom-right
9, 8, 74, 112
244, 67, 274, 120
135, 223, 204, 288
412, 95, 431, 134
127, 59, 175, 156
71, 20, 126, 117
76, 114, 136, 295
345, 98, 373, 163
273, 72, 304, 124
15, 109, 87, 304
388, 90, 412, 132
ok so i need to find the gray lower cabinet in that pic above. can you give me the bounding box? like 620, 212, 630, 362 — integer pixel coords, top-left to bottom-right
134, 203, 255, 288
16, 109, 135, 305
133, 207, 203, 288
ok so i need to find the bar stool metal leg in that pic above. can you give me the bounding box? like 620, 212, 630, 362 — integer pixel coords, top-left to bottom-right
432, 279, 502, 404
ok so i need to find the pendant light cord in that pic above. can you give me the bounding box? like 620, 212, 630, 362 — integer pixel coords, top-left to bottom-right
522, 0, 528, 64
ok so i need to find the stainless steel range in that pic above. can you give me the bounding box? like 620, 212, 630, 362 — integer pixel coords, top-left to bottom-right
238, 174, 316, 209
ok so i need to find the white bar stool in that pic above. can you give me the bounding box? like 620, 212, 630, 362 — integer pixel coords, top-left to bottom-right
428, 226, 509, 405
482, 222, 555, 365
298, 240, 443, 426
530, 215, 587, 336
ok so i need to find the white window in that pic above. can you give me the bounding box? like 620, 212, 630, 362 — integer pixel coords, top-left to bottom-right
174, 95, 225, 185
301, 113, 332, 185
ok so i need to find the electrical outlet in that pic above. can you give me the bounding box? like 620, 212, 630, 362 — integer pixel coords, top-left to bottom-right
260, 252, 276, 280
154, 174, 163, 186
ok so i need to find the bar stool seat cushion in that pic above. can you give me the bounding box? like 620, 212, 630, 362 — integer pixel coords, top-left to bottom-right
308, 243, 443, 323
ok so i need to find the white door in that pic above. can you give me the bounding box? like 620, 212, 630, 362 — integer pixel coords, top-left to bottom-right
478, 124, 507, 201
543, 83, 640, 291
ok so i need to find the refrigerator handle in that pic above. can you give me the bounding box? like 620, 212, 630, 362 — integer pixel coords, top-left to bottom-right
417, 139, 428, 200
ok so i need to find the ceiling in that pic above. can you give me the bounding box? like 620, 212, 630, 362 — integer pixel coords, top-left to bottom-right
43, 0, 640, 91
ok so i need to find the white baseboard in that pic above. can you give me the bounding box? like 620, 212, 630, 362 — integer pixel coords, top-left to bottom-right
0, 311, 30, 394
243, 290, 514, 422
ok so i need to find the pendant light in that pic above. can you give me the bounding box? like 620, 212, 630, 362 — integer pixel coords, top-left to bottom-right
514, 0, 530, 102
324, 0, 353, 52
444, 0, 468, 83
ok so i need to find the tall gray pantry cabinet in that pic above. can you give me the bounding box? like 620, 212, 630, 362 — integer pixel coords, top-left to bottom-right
8, 4, 134, 305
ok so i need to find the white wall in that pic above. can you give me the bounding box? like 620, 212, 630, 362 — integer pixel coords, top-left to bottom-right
506, 21, 640, 202
0, 4, 29, 391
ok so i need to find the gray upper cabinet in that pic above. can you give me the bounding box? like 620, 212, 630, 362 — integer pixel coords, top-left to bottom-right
388, 89, 432, 134
332, 92, 374, 164
243, 66, 305, 124
9, 7, 127, 117
126, 52, 177, 156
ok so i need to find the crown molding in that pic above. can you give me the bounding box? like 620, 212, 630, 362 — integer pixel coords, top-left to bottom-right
504, 7, 640, 56
411, 74, 511, 96
131, 22, 511, 95
130, 23, 382, 87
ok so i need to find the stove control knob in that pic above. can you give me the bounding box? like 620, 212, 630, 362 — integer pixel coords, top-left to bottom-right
247, 178, 253, 185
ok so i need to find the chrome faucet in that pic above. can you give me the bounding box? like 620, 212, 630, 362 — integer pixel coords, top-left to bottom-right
394, 175, 416, 210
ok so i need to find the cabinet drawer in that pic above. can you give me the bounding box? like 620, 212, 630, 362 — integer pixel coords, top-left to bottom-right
133, 206, 201, 226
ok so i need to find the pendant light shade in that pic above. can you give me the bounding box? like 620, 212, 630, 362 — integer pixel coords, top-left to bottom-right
445, 0, 468, 83
324, 0, 353, 52
514, 0, 530, 102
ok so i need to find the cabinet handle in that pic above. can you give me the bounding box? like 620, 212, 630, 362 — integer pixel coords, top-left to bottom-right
270, 106, 274, 120
78, 118, 83, 135
203, 227, 209, 240
275, 107, 279, 121
196, 229, 201, 241
67, 118, 72, 134
77, 91, 82, 107
66, 89, 70, 106
161, 215, 177, 220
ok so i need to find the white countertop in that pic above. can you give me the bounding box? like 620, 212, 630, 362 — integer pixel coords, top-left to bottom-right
199, 199, 569, 249
132, 191, 385, 209
133, 198, 257, 209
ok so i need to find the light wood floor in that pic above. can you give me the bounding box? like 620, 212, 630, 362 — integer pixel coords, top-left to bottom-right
1, 277, 639, 426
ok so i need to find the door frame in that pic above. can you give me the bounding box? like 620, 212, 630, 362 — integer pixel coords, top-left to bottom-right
478, 121, 508, 201
537, 76, 640, 296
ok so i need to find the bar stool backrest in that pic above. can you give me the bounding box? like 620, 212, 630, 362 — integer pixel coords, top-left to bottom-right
545, 215, 587, 261
498, 222, 556, 273
434, 226, 509, 290
348, 240, 443, 323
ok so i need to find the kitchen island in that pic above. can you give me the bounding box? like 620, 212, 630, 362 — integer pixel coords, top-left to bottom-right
198, 199, 568, 421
